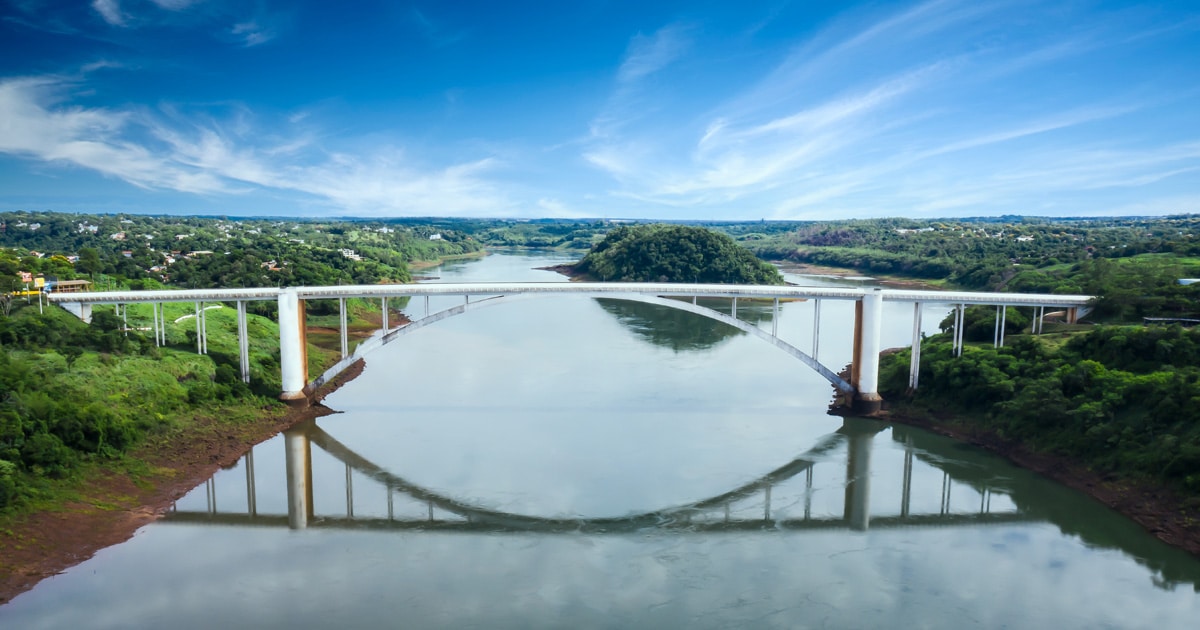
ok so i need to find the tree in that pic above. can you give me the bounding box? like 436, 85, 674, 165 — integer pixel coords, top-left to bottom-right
61, 346, 84, 371
76, 247, 102, 278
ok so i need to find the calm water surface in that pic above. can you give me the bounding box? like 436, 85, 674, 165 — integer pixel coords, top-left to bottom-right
3, 250, 1200, 629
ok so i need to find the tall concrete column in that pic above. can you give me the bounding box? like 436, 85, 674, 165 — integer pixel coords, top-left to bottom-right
278, 288, 307, 401
854, 288, 884, 412
284, 426, 313, 530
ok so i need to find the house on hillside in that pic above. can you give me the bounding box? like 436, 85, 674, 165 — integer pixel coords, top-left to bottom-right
47, 279, 91, 293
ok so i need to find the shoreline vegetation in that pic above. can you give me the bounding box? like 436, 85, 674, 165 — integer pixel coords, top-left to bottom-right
4, 213, 1200, 603
876, 403, 1200, 558
0, 301, 399, 604
871, 327, 1200, 562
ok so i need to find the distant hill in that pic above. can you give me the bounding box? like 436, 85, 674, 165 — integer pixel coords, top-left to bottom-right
573, 224, 784, 284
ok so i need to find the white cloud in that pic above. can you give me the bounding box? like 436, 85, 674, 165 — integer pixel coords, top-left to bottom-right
617, 25, 689, 84
91, 0, 125, 27
0, 76, 516, 217
231, 21, 275, 47
149, 0, 197, 9
536, 198, 588, 218
81, 59, 124, 74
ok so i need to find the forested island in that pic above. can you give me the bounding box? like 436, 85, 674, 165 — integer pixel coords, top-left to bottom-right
569, 224, 784, 284
2, 209, 1200, 599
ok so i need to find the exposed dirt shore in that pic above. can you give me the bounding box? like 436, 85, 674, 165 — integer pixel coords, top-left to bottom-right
875, 404, 1200, 559
0, 362, 365, 606
536, 263, 589, 281
776, 262, 943, 290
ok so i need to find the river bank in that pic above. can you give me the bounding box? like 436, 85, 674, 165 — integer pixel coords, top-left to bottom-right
0, 363, 364, 605
406, 250, 487, 272
876, 403, 1200, 559
0, 303, 412, 605
775, 261, 945, 290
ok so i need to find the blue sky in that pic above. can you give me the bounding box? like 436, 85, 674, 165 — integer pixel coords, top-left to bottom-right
0, 0, 1197, 220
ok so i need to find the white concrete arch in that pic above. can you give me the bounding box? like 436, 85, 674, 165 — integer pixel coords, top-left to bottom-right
304, 292, 855, 397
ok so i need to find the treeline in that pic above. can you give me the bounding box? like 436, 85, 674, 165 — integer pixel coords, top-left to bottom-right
878, 326, 1200, 496
573, 224, 784, 284
735, 215, 1200, 321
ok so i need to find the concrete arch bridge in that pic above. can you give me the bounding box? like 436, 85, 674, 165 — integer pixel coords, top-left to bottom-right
48, 282, 1092, 411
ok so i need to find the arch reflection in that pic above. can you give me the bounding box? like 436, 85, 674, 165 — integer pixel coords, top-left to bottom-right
166, 417, 1031, 534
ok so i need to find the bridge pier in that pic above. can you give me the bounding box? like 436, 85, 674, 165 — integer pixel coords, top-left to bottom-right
853, 289, 884, 413
279, 289, 308, 401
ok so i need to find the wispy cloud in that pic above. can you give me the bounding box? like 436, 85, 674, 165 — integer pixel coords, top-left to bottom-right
0, 76, 515, 216
579, 0, 1200, 218
586, 62, 945, 206
912, 105, 1139, 160
148, 0, 197, 9
536, 197, 588, 218
230, 20, 275, 47
588, 24, 691, 141
91, 0, 126, 27
81, 59, 125, 74
617, 25, 689, 84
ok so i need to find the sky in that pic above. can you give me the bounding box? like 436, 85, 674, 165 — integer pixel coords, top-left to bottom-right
0, 0, 1197, 221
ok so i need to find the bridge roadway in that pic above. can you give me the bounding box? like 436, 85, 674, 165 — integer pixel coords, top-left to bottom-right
47, 282, 1093, 409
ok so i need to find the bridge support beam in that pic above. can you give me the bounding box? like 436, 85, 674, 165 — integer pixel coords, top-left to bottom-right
953, 304, 965, 357
993, 305, 1007, 348
339, 297, 348, 359
236, 300, 250, 384
908, 302, 922, 390
279, 289, 308, 401
853, 289, 884, 413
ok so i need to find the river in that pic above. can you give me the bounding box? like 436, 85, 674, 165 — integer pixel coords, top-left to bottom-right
3, 250, 1199, 628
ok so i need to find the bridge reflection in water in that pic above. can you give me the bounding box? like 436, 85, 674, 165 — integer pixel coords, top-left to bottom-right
161, 417, 1200, 589
163, 418, 1033, 534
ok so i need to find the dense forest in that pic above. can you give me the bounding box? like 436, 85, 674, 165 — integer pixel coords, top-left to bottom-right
572, 224, 784, 284
879, 326, 1200, 499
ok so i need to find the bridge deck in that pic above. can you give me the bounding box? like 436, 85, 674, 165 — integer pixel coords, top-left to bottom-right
47, 282, 1094, 308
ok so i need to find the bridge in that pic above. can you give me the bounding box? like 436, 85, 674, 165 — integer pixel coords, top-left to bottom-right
47, 282, 1092, 411
162, 417, 1036, 533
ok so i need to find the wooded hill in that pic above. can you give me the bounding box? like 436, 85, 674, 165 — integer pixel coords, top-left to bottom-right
573, 224, 784, 284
